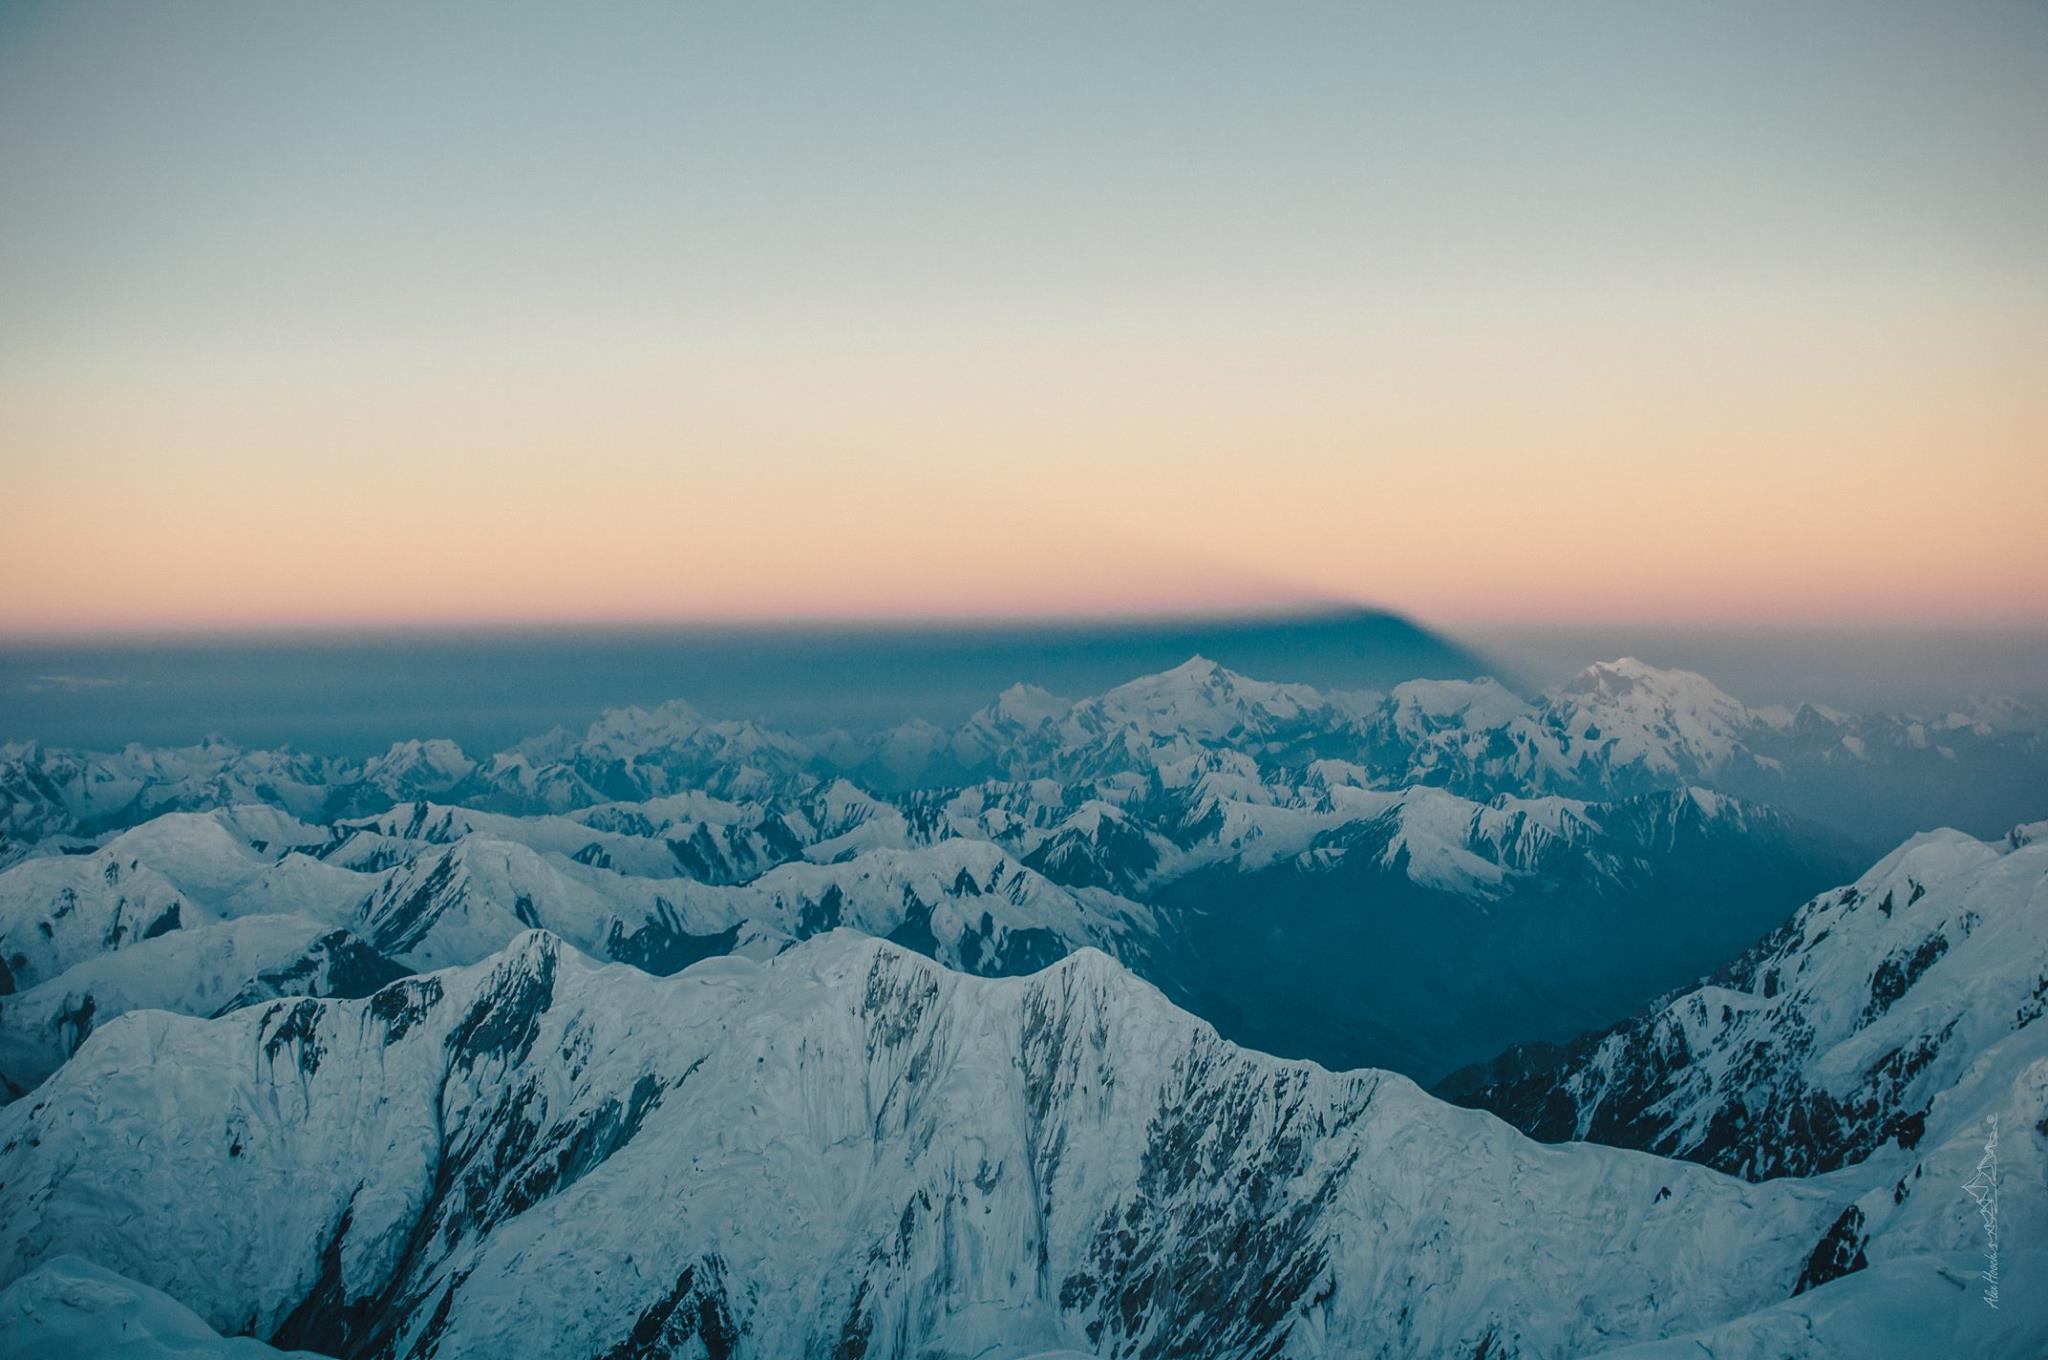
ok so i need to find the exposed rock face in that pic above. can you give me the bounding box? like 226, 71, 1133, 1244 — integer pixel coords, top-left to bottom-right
0, 767, 1853, 1097
1444, 827, 2048, 1181
1, 658, 2044, 1358
0, 913, 402, 1092
1, 932, 1859, 1360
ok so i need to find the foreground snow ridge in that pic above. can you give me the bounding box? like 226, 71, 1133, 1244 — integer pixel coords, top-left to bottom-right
2, 654, 2044, 1359
0, 1256, 323, 1359
3, 929, 2041, 1359
1453, 825, 2048, 1180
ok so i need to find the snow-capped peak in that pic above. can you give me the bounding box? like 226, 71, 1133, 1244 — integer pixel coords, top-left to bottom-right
1556, 657, 1748, 710
1547, 658, 1759, 778
361, 737, 475, 791
578, 698, 710, 754
986, 682, 1067, 728
1385, 676, 1534, 730
1085, 655, 1330, 739
0, 929, 1898, 1360
1454, 822, 2048, 1183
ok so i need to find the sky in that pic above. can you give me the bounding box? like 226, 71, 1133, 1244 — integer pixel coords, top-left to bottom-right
3, 2, 2045, 634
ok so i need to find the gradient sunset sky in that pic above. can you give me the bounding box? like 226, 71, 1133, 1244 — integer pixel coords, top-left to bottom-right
3, 2, 2044, 634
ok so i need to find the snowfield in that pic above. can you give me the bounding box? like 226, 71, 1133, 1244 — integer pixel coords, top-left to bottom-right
1, 930, 2040, 1357
0, 656, 2042, 1357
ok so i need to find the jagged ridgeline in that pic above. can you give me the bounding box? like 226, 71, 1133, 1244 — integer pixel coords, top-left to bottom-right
0, 609, 1488, 762
1441, 821, 2048, 1181
5, 655, 2038, 1086
2, 651, 2045, 1357
3, 932, 2044, 1359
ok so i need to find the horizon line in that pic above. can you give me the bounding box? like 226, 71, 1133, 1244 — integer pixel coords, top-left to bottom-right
0, 601, 1411, 648
6, 604, 2048, 648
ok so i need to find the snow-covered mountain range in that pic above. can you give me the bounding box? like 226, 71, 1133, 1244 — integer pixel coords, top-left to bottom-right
6, 656, 2040, 864
6, 654, 2039, 1085
0, 773, 1849, 1090
3, 928, 2042, 1358
1445, 820, 2048, 1180
1, 653, 2043, 1357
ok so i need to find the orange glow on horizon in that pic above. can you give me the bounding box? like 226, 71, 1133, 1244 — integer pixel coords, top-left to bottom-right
7, 297, 2045, 637
6, 6, 2045, 637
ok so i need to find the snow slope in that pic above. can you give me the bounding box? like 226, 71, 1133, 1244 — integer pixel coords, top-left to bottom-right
0, 933, 1836, 1359
1448, 825, 2048, 1179
0, 774, 1848, 1092
0, 1256, 328, 1359
0, 913, 401, 1094
2, 931, 2040, 1359
354, 834, 1146, 979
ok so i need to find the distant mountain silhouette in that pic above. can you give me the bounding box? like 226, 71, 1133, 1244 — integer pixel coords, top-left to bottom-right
0, 608, 1493, 756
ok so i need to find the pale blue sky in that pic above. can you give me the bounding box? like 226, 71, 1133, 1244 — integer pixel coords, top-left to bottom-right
8, 3, 2043, 342
4, 3, 2045, 628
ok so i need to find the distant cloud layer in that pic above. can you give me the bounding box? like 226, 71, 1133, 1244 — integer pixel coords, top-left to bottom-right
24, 675, 127, 693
